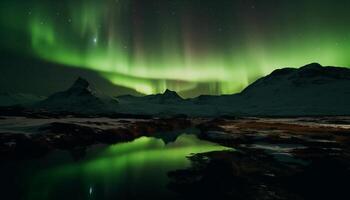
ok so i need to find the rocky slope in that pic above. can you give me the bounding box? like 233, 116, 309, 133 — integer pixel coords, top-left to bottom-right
193, 63, 350, 116
36, 77, 118, 113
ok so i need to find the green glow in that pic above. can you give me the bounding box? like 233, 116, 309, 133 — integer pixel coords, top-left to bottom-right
27, 134, 230, 199
2, 0, 350, 96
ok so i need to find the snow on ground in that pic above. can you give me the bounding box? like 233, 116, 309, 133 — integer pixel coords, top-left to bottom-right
0, 117, 147, 135
1, 116, 350, 136
253, 117, 350, 129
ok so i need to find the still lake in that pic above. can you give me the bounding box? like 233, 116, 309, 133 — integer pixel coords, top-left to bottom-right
1, 132, 230, 200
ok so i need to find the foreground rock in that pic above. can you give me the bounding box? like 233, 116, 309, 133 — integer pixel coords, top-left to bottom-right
168, 117, 350, 200
169, 149, 350, 200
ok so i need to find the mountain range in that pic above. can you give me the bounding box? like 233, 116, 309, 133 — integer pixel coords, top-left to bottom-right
0, 93, 45, 107
192, 63, 350, 116
117, 89, 183, 104
1, 63, 350, 116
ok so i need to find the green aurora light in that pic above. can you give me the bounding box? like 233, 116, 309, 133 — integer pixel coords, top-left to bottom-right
2, 0, 350, 96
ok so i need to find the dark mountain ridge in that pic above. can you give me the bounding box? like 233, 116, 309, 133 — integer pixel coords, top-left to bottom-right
2, 63, 350, 116
36, 77, 118, 113
233, 63, 350, 115
117, 89, 183, 104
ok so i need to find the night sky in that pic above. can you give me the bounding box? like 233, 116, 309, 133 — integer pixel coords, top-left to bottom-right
1, 0, 350, 97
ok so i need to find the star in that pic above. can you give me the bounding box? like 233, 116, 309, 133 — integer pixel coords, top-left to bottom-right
89, 186, 93, 195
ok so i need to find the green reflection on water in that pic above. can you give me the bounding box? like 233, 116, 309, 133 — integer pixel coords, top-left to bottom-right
27, 134, 230, 200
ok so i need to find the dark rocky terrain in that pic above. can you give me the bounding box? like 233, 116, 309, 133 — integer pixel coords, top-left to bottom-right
168, 117, 350, 200
1, 114, 350, 199
1, 63, 350, 199
0, 117, 191, 160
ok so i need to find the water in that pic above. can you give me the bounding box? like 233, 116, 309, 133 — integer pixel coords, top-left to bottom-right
0, 133, 230, 200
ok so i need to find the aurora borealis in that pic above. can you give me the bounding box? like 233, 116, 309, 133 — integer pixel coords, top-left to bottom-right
1, 0, 350, 96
